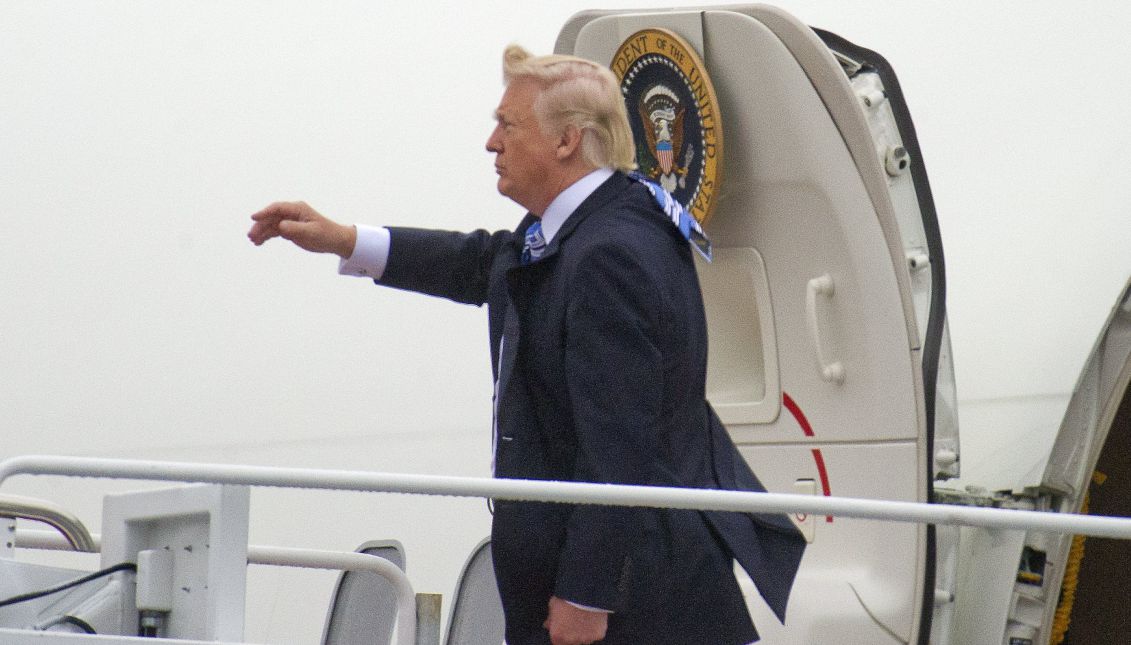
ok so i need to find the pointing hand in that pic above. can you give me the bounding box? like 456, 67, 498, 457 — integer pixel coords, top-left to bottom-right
248, 201, 356, 258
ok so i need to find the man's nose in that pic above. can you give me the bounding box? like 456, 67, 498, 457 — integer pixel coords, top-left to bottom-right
486, 126, 502, 153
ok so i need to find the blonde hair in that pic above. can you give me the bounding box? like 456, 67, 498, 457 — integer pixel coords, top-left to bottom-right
502, 44, 636, 172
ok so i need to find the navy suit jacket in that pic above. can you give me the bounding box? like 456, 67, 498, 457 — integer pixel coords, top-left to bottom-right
378, 172, 804, 644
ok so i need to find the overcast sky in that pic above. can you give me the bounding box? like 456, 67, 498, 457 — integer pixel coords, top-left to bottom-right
1, 0, 1129, 477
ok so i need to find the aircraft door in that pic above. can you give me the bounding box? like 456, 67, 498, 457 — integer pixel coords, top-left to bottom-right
945, 280, 1131, 645
560, 6, 934, 644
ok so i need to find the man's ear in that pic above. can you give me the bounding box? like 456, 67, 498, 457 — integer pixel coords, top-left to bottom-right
556, 124, 583, 161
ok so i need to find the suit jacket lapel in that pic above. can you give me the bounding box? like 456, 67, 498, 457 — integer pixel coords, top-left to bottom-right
493, 213, 535, 423
495, 172, 626, 402
533, 171, 628, 264
494, 172, 633, 459
495, 298, 521, 422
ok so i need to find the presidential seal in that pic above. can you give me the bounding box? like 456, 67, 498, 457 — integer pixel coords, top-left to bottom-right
612, 28, 723, 224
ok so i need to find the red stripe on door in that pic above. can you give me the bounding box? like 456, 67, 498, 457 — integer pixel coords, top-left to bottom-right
782, 391, 815, 437
783, 391, 834, 522
810, 448, 834, 523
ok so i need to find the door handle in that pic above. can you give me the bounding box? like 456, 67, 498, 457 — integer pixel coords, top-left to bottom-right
793, 479, 817, 543
806, 274, 845, 384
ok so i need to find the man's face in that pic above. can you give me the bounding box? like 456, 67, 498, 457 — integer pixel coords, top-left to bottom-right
486, 79, 562, 215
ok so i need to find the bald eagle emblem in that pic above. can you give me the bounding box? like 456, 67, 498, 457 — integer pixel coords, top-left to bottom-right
639, 85, 692, 193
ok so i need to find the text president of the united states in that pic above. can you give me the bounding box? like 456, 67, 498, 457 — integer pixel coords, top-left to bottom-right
248, 44, 805, 645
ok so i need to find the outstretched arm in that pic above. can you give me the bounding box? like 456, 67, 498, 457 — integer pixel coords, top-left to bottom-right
248, 201, 357, 258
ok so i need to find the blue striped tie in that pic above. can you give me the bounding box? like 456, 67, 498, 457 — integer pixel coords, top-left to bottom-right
522, 221, 546, 264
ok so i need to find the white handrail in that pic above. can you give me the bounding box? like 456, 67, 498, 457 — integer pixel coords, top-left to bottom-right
0, 494, 97, 552
245, 546, 416, 645
13, 530, 417, 645
2, 455, 1131, 539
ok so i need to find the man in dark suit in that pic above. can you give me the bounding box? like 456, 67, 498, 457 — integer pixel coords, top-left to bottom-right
249, 44, 804, 645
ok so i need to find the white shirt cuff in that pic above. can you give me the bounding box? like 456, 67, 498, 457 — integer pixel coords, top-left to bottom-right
338, 224, 390, 279
564, 600, 612, 613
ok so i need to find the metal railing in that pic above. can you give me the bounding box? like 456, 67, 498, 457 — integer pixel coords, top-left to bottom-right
4, 453, 1131, 645
0, 494, 97, 552
16, 529, 436, 645
3, 455, 1131, 539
